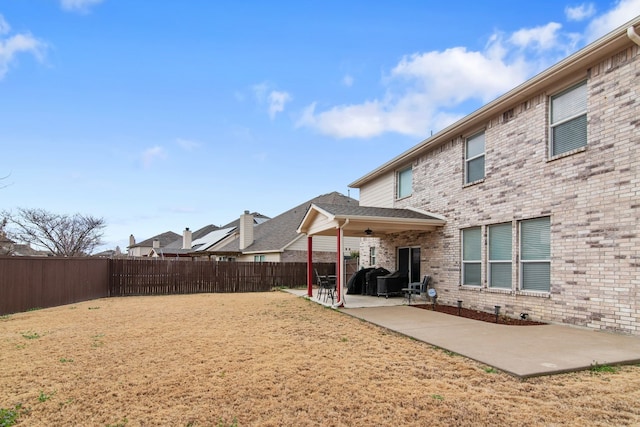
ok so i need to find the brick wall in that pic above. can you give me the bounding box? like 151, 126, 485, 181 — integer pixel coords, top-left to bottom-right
363, 45, 639, 334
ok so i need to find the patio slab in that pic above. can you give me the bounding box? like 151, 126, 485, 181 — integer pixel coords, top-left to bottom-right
285, 289, 640, 378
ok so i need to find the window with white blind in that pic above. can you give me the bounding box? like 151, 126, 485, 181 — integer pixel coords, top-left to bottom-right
462, 227, 481, 286
369, 247, 376, 266
465, 131, 485, 183
550, 81, 587, 157
488, 223, 512, 289
397, 166, 412, 199
520, 217, 551, 292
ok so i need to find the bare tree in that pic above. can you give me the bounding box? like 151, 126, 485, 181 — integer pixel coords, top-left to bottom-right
3, 208, 106, 256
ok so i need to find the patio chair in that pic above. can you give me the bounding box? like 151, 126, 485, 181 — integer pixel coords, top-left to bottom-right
403, 275, 431, 304
315, 270, 335, 304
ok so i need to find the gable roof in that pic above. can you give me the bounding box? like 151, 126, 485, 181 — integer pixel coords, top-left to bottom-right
298, 204, 446, 237
211, 192, 358, 254
128, 231, 180, 249
349, 17, 640, 188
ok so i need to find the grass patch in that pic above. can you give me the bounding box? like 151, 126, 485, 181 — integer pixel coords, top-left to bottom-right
38, 391, 55, 403
431, 394, 444, 401
106, 417, 128, 427
217, 417, 238, 427
484, 367, 497, 374
88, 306, 101, 310
91, 333, 105, 348
26, 307, 42, 312
0, 404, 28, 427
590, 361, 618, 374
21, 331, 42, 340
59, 358, 74, 363
0, 314, 11, 321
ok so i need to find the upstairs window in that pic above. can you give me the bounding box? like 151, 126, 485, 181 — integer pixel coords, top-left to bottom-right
550, 81, 587, 157
465, 131, 485, 184
462, 227, 481, 286
397, 166, 412, 199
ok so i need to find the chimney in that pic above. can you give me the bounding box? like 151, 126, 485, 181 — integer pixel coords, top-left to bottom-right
129, 234, 135, 247
239, 210, 254, 250
182, 227, 192, 249
153, 238, 160, 249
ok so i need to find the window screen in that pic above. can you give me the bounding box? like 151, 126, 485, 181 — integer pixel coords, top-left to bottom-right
520, 217, 550, 292
397, 167, 412, 198
465, 132, 485, 183
488, 223, 512, 289
462, 227, 481, 286
551, 81, 587, 156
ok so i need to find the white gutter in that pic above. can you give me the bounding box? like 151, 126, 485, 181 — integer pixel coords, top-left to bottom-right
628, 26, 640, 46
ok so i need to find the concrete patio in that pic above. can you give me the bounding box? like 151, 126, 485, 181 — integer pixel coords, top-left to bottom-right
286, 288, 640, 378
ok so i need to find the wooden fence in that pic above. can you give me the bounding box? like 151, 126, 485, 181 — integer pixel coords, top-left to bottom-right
0, 257, 337, 315
0, 257, 110, 315
109, 259, 334, 296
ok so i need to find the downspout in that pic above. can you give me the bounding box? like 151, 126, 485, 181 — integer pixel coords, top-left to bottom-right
628, 26, 640, 46
332, 218, 349, 308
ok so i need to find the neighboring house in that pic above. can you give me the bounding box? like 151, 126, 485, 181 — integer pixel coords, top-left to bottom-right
0, 232, 50, 256
202, 192, 360, 262
127, 231, 180, 257
300, 19, 640, 334
152, 215, 270, 259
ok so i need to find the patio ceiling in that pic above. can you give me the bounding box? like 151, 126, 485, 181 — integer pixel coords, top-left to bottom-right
297, 203, 446, 237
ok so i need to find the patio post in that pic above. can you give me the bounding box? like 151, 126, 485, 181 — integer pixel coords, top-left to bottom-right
336, 227, 342, 306
307, 235, 313, 297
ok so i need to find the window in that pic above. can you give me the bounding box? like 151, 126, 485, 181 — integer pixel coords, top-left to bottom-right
462, 227, 481, 286
397, 166, 412, 198
520, 217, 550, 292
488, 223, 512, 289
550, 81, 587, 157
254, 255, 265, 262
465, 131, 485, 183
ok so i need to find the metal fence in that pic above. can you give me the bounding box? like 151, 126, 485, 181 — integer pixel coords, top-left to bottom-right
0, 257, 336, 315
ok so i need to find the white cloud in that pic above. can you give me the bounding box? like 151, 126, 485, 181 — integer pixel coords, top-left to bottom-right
509, 22, 563, 51
252, 83, 292, 119
176, 138, 201, 151
342, 74, 354, 87
297, 11, 616, 140
585, 0, 640, 42
141, 146, 167, 168
60, 0, 104, 13
297, 38, 533, 138
565, 4, 596, 21
267, 90, 292, 119
0, 15, 10, 35
0, 15, 47, 80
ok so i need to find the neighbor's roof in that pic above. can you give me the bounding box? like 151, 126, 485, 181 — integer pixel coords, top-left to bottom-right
349, 17, 640, 188
212, 192, 358, 254
128, 231, 180, 248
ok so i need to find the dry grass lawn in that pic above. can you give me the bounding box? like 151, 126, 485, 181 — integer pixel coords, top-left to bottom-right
1, 291, 640, 426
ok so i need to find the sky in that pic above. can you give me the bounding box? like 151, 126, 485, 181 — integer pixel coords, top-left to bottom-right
1, 0, 639, 253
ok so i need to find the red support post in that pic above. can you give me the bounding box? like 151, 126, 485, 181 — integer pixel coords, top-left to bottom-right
336, 228, 342, 305
307, 236, 313, 297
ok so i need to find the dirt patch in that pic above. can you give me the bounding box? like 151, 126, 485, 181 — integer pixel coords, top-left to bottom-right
1, 292, 639, 426
412, 304, 547, 326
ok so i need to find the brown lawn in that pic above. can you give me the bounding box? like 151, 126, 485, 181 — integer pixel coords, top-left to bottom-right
1, 292, 639, 426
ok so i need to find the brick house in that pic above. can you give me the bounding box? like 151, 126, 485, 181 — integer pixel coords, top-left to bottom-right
300, 19, 640, 333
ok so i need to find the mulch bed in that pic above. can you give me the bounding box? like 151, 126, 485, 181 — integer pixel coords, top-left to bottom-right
412, 303, 547, 326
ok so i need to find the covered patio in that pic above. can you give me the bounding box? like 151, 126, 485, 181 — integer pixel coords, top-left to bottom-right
296, 203, 446, 307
